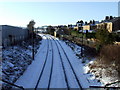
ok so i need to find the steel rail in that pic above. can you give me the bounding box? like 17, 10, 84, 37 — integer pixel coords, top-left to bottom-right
52, 38, 70, 89
55, 38, 83, 89
47, 37, 54, 89
35, 36, 49, 90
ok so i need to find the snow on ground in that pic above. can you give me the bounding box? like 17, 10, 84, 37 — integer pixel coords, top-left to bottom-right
2, 36, 41, 89
50, 39, 67, 88
63, 39, 120, 87
15, 35, 68, 88
59, 40, 102, 88
3, 34, 119, 89
15, 35, 49, 88
88, 61, 120, 87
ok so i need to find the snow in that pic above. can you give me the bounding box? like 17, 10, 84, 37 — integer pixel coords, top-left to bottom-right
14, 34, 103, 89
50, 40, 67, 88
89, 63, 120, 87
2, 37, 41, 89
63, 39, 102, 87
3, 33, 119, 89
15, 35, 68, 88
58, 41, 89, 88
37, 40, 52, 88
15, 35, 48, 88
63, 39, 120, 87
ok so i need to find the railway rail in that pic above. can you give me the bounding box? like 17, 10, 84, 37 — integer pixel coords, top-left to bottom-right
5, 34, 119, 89
34, 35, 82, 89
14, 35, 83, 89
52, 37, 83, 89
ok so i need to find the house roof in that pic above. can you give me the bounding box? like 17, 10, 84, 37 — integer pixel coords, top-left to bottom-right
110, 17, 120, 22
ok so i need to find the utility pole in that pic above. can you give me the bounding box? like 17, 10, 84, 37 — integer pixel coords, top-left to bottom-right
81, 29, 83, 57
81, 23, 83, 57
27, 20, 35, 60
78, 20, 84, 58
32, 27, 34, 60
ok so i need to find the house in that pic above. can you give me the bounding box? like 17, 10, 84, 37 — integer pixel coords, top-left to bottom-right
74, 26, 79, 31
82, 21, 99, 33
83, 25, 90, 30
74, 24, 83, 31
36, 26, 48, 33
74, 20, 99, 32
1, 25, 28, 47
96, 17, 120, 32
110, 17, 120, 32
68, 24, 76, 29
74, 21, 84, 31
96, 22, 112, 32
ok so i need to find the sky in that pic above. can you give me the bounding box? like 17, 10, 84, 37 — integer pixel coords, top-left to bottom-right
118, 1, 120, 17
0, 1, 119, 27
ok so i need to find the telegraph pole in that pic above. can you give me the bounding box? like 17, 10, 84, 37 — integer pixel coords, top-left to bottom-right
27, 20, 35, 60
81, 24, 83, 57
32, 27, 34, 60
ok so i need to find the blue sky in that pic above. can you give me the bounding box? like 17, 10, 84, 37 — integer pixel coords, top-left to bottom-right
0, 2, 118, 27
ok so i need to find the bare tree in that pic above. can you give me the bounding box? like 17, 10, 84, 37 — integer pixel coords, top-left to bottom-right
27, 20, 35, 38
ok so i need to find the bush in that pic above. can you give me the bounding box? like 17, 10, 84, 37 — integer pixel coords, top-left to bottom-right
71, 30, 79, 37
100, 45, 120, 76
95, 29, 116, 52
95, 29, 115, 45
86, 33, 96, 39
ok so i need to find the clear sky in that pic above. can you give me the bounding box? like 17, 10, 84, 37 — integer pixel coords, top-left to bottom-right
0, 2, 118, 27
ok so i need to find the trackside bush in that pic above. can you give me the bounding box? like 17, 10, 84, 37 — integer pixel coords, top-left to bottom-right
100, 45, 120, 77
95, 29, 115, 52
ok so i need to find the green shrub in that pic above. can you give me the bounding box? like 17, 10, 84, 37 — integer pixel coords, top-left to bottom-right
95, 29, 116, 52
86, 33, 96, 39
95, 29, 115, 45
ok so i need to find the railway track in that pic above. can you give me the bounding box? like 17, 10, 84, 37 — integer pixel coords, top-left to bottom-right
34, 35, 83, 89
47, 36, 54, 89
35, 35, 54, 89
35, 36, 49, 89
52, 37, 83, 89
52, 37, 70, 89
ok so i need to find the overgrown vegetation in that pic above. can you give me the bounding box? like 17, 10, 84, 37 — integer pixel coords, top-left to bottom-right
89, 45, 120, 84
47, 26, 55, 35
99, 45, 120, 77
95, 29, 116, 52
64, 28, 120, 82
96, 29, 115, 45
2, 35, 42, 89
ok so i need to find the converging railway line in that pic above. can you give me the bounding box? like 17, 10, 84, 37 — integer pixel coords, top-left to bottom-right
54, 38, 83, 89
15, 34, 85, 89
